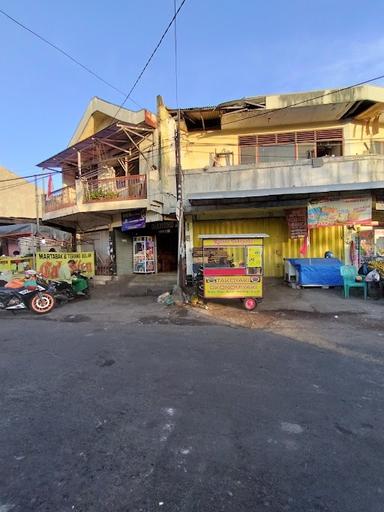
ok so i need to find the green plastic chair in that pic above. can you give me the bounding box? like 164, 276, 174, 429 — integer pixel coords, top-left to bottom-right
340, 265, 367, 300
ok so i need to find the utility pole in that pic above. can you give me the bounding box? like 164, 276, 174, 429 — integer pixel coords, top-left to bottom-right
175, 110, 185, 289
33, 175, 40, 268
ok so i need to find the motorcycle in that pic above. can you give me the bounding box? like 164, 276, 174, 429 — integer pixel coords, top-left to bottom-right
0, 282, 56, 314
37, 271, 90, 304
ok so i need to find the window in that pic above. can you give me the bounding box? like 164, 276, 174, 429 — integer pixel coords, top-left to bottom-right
372, 141, 384, 155
259, 144, 295, 163
239, 128, 343, 164
316, 141, 343, 158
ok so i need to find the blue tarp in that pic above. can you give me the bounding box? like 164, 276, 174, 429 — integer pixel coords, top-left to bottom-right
288, 258, 343, 286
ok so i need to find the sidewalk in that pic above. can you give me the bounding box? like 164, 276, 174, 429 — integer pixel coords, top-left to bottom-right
189, 278, 384, 331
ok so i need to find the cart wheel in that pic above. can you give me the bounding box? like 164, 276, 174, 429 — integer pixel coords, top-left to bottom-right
243, 298, 257, 311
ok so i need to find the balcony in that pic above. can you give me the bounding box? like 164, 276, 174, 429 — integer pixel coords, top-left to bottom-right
183, 155, 384, 207
42, 175, 147, 219
44, 185, 76, 213
83, 175, 146, 203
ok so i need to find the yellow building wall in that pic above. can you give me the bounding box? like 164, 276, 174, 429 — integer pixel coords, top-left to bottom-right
192, 218, 344, 277
181, 121, 351, 170
181, 119, 384, 170
73, 112, 117, 144
0, 166, 42, 220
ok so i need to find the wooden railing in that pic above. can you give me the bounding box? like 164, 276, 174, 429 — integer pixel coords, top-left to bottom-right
44, 186, 76, 213
83, 175, 147, 203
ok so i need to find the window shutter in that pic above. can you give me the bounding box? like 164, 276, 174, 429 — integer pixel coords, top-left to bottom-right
258, 134, 277, 145
315, 128, 343, 140
239, 135, 257, 146
277, 132, 295, 143
296, 130, 315, 143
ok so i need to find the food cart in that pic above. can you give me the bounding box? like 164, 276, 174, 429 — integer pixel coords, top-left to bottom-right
199, 234, 269, 310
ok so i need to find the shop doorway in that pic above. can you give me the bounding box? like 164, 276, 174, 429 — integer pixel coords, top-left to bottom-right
156, 230, 178, 272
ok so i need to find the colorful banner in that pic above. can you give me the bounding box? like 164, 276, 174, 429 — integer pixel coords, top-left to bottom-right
203, 238, 263, 247
308, 197, 372, 227
286, 208, 307, 238
36, 252, 95, 279
204, 275, 262, 298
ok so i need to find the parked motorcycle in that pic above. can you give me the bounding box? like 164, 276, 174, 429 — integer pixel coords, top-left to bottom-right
0, 283, 56, 314
37, 271, 90, 304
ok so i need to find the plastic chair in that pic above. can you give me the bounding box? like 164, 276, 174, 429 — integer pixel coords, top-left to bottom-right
340, 265, 367, 300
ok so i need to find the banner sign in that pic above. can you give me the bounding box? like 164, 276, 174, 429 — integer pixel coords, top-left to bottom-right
203, 238, 263, 247
308, 197, 372, 227
286, 208, 307, 238
121, 211, 146, 231
36, 252, 95, 279
0, 256, 33, 274
204, 275, 262, 298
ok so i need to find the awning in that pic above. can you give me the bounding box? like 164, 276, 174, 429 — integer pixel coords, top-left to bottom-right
0, 223, 72, 241
188, 181, 384, 206
37, 121, 154, 169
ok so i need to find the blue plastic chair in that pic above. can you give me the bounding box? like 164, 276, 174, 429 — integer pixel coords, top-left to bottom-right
340, 265, 367, 300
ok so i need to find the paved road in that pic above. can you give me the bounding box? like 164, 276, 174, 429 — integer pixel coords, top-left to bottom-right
1, 300, 384, 512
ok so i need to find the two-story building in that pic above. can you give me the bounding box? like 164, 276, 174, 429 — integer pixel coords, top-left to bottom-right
159, 85, 384, 279
41, 85, 384, 281
39, 97, 178, 276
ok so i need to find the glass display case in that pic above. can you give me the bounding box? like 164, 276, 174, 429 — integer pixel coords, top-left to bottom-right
133, 236, 156, 273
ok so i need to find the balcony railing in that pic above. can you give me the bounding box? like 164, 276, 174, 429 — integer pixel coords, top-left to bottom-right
44, 186, 76, 213
83, 175, 147, 203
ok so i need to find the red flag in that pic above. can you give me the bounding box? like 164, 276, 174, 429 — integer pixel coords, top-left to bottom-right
299, 229, 311, 256
47, 174, 53, 197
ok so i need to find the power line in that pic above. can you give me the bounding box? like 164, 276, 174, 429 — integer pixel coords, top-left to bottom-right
0, 170, 60, 184
113, 0, 188, 120
0, 7, 142, 109
220, 74, 384, 127
173, 0, 179, 108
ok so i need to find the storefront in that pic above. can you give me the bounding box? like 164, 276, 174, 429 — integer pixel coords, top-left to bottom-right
187, 216, 344, 278
115, 212, 178, 275
186, 194, 382, 281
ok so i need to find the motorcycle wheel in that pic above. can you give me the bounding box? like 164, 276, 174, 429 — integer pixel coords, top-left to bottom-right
30, 293, 56, 314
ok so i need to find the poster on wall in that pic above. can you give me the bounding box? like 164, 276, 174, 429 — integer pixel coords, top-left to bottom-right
308, 196, 372, 227
286, 208, 307, 238
375, 229, 384, 256
36, 252, 95, 279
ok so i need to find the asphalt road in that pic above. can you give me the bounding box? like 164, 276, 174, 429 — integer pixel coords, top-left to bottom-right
0, 302, 384, 512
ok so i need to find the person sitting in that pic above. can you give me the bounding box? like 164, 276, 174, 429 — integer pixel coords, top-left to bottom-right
58, 259, 87, 295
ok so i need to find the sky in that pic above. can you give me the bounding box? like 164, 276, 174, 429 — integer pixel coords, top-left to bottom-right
0, 0, 383, 185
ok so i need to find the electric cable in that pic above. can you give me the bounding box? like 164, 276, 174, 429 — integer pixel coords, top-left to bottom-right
112, 0, 188, 120
0, 7, 142, 108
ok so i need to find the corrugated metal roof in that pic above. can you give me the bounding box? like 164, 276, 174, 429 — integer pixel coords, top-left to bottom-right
37, 121, 154, 169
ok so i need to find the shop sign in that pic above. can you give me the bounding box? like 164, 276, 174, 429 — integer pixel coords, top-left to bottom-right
375, 201, 384, 211
150, 221, 178, 231
0, 256, 33, 274
121, 211, 146, 231
308, 196, 372, 227
203, 238, 263, 247
204, 275, 262, 299
286, 208, 307, 238
36, 252, 95, 278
